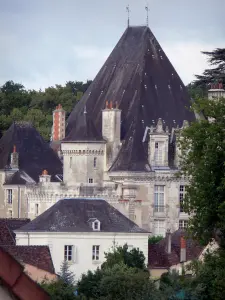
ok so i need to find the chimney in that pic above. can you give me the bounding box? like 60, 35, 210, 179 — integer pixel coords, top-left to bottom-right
52, 104, 66, 142
39, 169, 51, 183
109, 101, 113, 109
180, 236, 187, 263
166, 229, 171, 254
10, 145, 19, 169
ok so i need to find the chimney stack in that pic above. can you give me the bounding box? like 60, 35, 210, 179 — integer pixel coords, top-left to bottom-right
180, 236, 187, 263
10, 145, 19, 169
166, 229, 171, 254
52, 104, 66, 142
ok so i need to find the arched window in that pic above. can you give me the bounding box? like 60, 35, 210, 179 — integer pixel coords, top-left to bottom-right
94, 157, 97, 168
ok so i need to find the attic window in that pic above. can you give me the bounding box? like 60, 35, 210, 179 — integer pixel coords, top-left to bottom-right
92, 219, 100, 231
89, 178, 93, 184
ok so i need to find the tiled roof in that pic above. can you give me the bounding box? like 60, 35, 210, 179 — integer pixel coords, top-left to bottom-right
0, 218, 30, 245
66, 26, 195, 171
16, 198, 148, 233
0, 247, 50, 300
148, 230, 204, 268
4, 170, 35, 185
1, 245, 55, 274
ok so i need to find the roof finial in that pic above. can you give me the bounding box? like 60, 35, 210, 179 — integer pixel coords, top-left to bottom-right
126, 5, 130, 28
145, 3, 149, 27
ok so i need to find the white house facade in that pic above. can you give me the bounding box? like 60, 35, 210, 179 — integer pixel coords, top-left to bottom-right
15, 198, 149, 279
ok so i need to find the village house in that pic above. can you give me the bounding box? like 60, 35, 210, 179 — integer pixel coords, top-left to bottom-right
15, 197, 149, 279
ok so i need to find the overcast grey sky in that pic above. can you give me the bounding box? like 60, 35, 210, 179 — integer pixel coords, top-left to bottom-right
0, 0, 224, 90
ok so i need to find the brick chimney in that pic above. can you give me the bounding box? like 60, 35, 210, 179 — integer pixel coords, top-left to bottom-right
10, 145, 19, 169
180, 236, 187, 263
166, 229, 171, 254
52, 104, 66, 141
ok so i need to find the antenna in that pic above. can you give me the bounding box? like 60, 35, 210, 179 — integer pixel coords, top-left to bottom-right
145, 3, 149, 27
126, 5, 130, 27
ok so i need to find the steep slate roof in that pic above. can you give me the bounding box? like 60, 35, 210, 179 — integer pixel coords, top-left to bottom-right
16, 198, 148, 233
64, 111, 105, 142
0, 218, 30, 245
0, 122, 63, 181
66, 26, 196, 171
1, 245, 55, 274
148, 230, 204, 268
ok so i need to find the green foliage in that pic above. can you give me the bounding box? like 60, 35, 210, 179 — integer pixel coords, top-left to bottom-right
0, 80, 92, 140
59, 260, 75, 286
102, 244, 146, 270
148, 235, 163, 244
40, 279, 77, 300
179, 97, 225, 246
193, 48, 225, 89
77, 263, 160, 300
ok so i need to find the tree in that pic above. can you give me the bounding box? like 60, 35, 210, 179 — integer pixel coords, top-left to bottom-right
179, 97, 225, 246
148, 235, 163, 244
193, 48, 225, 90
59, 260, 75, 286
102, 244, 146, 270
40, 279, 78, 300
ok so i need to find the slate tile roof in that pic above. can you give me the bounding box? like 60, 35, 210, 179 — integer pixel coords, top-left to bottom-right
0, 121, 63, 182
0, 247, 50, 300
148, 230, 204, 268
63, 111, 105, 142
4, 170, 35, 185
0, 218, 55, 274
16, 198, 148, 233
66, 26, 196, 171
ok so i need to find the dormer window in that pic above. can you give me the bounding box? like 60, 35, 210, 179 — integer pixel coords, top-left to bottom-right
88, 218, 101, 231
155, 141, 163, 165
94, 221, 99, 230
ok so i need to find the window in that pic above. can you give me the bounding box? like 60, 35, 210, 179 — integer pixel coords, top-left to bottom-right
179, 185, 186, 212
35, 204, 39, 216
92, 245, 100, 261
64, 245, 73, 261
93, 157, 97, 168
7, 189, 12, 204
155, 142, 163, 165
154, 185, 164, 212
8, 210, 12, 218
92, 220, 100, 231
69, 157, 72, 168
88, 178, 93, 184
154, 220, 165, 236
179, 220, 188, 229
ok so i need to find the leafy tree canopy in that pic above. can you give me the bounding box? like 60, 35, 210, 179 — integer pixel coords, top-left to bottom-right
0, 80, 92, 140
179, 97, 225, 246
192, 48, 225, 90
148, 235, 164, 244
101, 244, 146, 270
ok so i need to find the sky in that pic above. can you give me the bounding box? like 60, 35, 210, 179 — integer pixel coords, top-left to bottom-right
0, 0, 224, 90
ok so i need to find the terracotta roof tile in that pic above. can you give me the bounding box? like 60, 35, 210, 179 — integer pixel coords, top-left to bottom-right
1, 245, 55, 274
0, 247, 50, 300
148, 230, 204, 268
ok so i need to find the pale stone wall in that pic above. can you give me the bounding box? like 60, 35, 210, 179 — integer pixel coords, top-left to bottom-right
24, 264, 58, 283
61, 142, 105, 186
16, 231, 149, 280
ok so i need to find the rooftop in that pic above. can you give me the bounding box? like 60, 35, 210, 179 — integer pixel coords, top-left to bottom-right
16, 198, 148, 233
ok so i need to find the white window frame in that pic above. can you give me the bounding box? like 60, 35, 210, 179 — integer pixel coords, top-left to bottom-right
154, 142, 163, 165
64, 245, 75, 262
154, 220, 165, 237
154, 185, 164, 212
179, 220, 188, 229
92, 245, 100, 261
88, 178, 93, 184
92, 220, 100, 231
179, 185, 186, 212
7, 189, 12, 204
